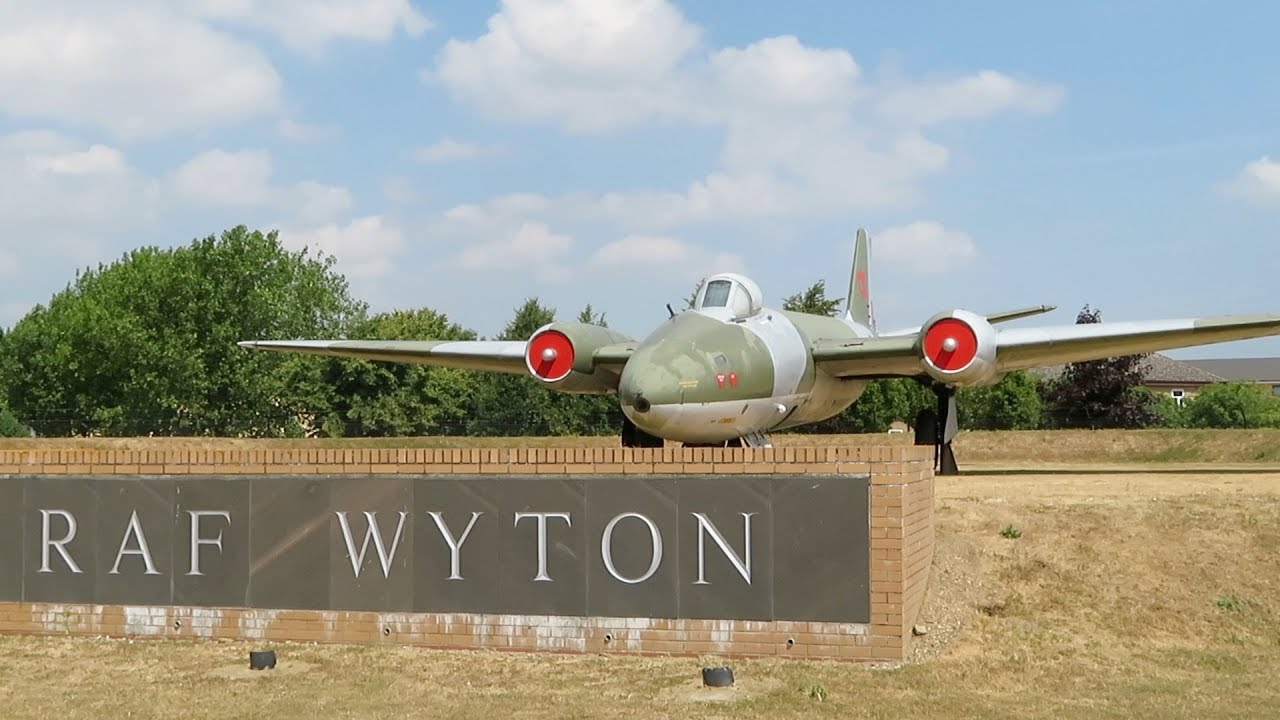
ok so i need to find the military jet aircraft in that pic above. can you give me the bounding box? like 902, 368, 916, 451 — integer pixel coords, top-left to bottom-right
239, 230, 1280, 474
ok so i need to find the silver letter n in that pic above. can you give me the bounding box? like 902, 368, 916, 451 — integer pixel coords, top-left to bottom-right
692, 512, 755, 585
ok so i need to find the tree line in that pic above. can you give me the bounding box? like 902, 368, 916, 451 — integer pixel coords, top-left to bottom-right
0, 227, 1275, 439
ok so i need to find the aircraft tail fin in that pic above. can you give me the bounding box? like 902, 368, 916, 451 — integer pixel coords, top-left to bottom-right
845, 228, 875, 333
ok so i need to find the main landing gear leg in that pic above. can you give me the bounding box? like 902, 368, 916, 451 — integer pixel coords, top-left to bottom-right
913, 383, 959, 476
621, 416, 664, 448
934, 386, 959, 476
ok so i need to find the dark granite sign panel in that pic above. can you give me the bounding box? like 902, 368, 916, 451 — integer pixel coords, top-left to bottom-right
498, 477, 587, 617
584, 477, 679, 619
413, 477, 502, 614
1, 473, 871, 623
0, 479, 23, 601
772, 475, 870, 622
174, 477, 250, 609
248, 476, 330, 611
24, 476, 98, 604
95, 477, 175, 606
677, 476, 774, 621
331, 476, 415, 612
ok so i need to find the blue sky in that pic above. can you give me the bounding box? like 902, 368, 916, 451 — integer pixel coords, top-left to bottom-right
1, 0, 1278, 358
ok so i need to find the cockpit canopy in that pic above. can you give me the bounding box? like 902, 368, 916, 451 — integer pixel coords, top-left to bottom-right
692, 273, 764, 320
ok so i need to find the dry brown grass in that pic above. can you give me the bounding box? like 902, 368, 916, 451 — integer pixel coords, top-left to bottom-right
3, 469, 1279, 719
949, 428, 1280, 465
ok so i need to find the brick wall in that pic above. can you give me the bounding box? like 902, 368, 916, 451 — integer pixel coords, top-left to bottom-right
0, 443, 934, 661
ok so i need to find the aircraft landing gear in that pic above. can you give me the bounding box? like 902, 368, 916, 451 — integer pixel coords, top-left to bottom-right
682, 431, 772, 449
914, 384, 959, 476
621, 416, 664, 448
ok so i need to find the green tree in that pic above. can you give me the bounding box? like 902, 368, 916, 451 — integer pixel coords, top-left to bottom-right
958, 371, 1044, 430
558, 304, 625, 435
1042, 305, 1158, 429
466, 299, 558, 436
577, 304, 607, 326
844, 379, 936, 432
1148, 390, 1191, 428
782, 280, 841, 316
791, 378, 934, 434
466, 299, 626, 437
0, 406, 30, 437
1184, 381, 1280, 428
0, 226, 365, 437
298, 308, 480, 437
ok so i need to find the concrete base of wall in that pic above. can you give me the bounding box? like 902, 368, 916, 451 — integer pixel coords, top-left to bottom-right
0, 603, 900, 660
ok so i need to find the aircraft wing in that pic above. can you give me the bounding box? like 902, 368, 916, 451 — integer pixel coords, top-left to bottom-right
810, 336, 923, 378
875, 304, 1058, 337
592, 343, 636, 369
812, 313, 1280, 381
992, 314, 1280, 371
237, 338, 638, 376
236, 339, 529, 374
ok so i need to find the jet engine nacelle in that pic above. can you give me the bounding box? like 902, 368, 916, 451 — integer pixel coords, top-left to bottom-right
917, 309, 1001, 387
525, 321, 634, 394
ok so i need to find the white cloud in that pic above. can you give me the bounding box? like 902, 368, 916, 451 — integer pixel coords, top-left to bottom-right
290, 182, 355, 225
279, 216, 405, 278
431, 0, 1064, 225
1225, 156, 1280, 203
172, 149, 352, 223
434, 0, 701, 133
589, 235, 744, 280
0, 1, 429, 139
382, 176, 424, 205
0, 4, 282, 139
455, 221, 574, 284
25, 144, 128, 176
450, 193, 554, 221
0, 132, 364, 287
173, 150, 275, 207
185, 0, 433, 52
877, 70, 1065, 126
0, 130, 151, 225
707, 35, 861, 114
276, 118, 340, 143
873, 221, 976, 274
0, 130, 158, 263
415, 139, 504, 162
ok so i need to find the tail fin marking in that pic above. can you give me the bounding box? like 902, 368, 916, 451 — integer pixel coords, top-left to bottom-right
846, 228, 875, 333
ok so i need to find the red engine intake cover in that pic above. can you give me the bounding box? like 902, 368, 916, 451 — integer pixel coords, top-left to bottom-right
526, 329, 575, 382
923, 317, 978, 372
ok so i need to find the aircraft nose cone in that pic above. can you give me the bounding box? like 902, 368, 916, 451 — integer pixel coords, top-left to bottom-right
619, 363, 680, 433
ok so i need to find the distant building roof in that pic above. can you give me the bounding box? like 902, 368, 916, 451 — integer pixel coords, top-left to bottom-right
1181, 358, 1280, 383
1030, 353, 1226, 385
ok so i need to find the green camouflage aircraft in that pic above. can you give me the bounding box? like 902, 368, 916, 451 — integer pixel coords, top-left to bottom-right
239, 230, 1280, 473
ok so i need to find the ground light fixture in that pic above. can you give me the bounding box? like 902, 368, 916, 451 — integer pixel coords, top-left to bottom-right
701, 666, 734, 687
249, 649, 277, 670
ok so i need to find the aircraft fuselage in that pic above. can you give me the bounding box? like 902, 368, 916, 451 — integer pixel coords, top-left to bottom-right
618, 306, 871, 444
